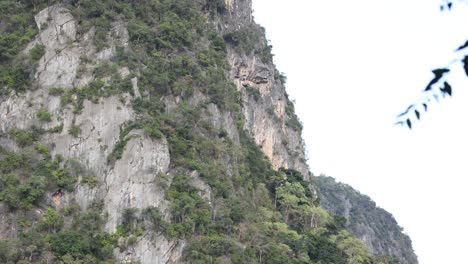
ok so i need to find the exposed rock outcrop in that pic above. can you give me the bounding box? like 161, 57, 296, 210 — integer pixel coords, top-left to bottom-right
221, 0, 310, 179
0, 2, 310, 262
0, 1, 417, 263
0, 5, 182, 263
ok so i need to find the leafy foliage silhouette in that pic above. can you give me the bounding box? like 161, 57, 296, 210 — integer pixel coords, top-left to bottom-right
396, 0, 468, 129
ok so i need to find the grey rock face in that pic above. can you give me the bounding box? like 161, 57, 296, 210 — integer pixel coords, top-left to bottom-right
0, 5, 183, 264
104, 130, 171, 232
32, 6, 80, 89
229, 53, 309, 179
219, 0, 310, 180
115, 234, 185, 264
1, 1, 310, 262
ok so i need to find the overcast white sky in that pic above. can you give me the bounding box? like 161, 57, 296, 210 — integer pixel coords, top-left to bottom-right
252, 0, 468, 263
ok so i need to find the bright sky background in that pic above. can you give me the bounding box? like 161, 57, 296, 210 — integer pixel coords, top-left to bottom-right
252, 1, 468, 263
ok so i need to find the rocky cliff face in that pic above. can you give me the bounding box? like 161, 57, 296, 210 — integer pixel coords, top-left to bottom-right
220, 0, 309, 178
1, 5, 184, 262
0, 0, 414, 263
0, 1, 309, 263
316, 176, 418, 264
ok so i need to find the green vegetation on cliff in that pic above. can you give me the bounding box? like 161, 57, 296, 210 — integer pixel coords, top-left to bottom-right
0, 0, 407, 263
316, 176, 418, 264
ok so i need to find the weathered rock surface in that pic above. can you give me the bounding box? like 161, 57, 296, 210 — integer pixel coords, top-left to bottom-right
230, 54, 309, 178
221, 0, 310, 179
0, 1, 417, 263
0, 5, 180, 263
104, 130, 171, 232
115, 235, 185, 264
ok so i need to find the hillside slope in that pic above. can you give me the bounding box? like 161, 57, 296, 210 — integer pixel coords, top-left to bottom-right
316, 176, 418, 264
0, 0, 414, 263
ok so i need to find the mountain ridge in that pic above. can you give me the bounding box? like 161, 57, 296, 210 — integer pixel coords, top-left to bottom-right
0, 0, 415, 263
316, 176, 418, 264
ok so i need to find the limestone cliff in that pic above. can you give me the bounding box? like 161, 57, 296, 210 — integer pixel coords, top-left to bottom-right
0, 0, 414, 263
221, 0, 309, 178
0, 1, 312, 262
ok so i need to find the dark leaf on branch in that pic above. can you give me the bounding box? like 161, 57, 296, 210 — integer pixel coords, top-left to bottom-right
448, 2, 453, 10
463, 56, 468, 77
445, 82, 452, 96
456, 40, 468, 51
406, 119, 412, 129
432, 68, 450, 75
415, 110, 420, 120
425, 68, 450, 91
440, 81, 452, 96
423, 103, 428, 112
